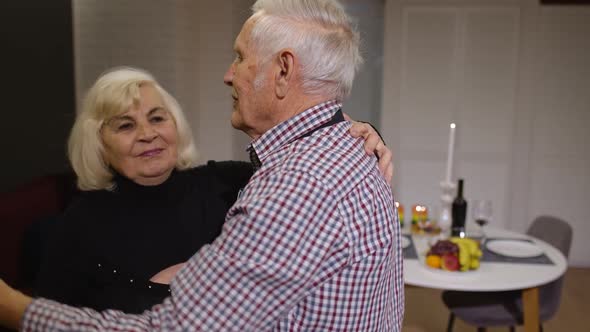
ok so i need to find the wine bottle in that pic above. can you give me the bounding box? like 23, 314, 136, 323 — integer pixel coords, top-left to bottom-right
451, 179, 467, 237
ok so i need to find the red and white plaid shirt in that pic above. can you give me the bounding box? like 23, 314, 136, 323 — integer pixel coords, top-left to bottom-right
23, 100, 404, 331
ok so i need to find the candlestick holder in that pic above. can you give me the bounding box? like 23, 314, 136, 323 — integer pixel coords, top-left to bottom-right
438, 180, 456, 235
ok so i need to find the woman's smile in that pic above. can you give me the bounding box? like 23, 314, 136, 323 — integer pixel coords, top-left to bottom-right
138, 148, 164, 158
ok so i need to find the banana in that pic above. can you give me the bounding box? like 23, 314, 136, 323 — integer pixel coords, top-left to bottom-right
450, 237, 482, 270
473, 248, 483, 259
454, 241, 471, 271
451, 237, 478, 252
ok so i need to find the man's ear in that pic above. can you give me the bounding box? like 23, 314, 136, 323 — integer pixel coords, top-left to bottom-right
275, 49, 295, 98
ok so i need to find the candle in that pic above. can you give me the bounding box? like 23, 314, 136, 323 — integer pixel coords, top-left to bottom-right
445, 123, 456, 183
411, 204, 427, 224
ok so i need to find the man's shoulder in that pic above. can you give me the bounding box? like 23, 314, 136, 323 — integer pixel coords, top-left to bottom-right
279, 123, 380, 194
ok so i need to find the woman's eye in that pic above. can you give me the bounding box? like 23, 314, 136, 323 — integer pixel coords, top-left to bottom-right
150, 116, 165, 123
118, 123, 134, 131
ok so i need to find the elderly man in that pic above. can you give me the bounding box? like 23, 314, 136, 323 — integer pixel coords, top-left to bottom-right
0, 0, 403, 330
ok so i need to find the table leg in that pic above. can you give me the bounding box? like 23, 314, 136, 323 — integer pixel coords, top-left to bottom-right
522, 287, 540, 332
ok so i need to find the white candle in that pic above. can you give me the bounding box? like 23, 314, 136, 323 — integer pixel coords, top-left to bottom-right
445, 123, 456, 183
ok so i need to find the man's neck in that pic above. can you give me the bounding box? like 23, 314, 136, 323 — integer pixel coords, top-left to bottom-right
274, 94, 333, 127
248, 94, 333, 141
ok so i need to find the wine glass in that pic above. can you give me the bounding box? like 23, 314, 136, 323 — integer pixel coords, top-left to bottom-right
472, 199, 492, 240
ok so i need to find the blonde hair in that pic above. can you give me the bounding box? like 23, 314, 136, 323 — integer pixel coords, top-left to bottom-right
68, 67, 198, 191
250, 0, 363, 100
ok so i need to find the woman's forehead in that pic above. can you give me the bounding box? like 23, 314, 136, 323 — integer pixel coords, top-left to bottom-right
101, 83, 163, 119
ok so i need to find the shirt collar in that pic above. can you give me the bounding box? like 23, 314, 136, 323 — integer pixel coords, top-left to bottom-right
247, 100, 342, 165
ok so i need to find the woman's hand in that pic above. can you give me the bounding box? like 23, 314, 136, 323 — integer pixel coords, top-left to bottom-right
348, 117, 394, 184
0, 279, 32, 330
150, 263, 186, 285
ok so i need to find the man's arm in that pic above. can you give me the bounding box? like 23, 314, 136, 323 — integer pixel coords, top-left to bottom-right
3, 170, 342, 332
0, 279, 32, 330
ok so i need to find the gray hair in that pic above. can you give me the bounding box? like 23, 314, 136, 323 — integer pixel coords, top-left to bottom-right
68, 67, 198, 191
250, 0, 363, 100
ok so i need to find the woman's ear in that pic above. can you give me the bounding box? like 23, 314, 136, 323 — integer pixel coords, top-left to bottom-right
275, 49, 295, 99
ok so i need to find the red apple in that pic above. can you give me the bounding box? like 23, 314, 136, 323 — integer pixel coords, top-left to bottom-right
441, 254, 460, 271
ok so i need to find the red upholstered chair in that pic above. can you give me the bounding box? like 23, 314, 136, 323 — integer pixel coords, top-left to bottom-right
0, 173, 77, 292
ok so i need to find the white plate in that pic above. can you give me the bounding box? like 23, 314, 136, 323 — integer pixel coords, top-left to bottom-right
401, 236, 410, 249
486, 239, 543, 258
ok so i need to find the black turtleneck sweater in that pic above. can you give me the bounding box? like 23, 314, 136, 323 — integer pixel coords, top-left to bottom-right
35, 161, 253, 313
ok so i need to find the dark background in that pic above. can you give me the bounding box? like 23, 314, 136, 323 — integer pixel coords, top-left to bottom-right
1, 0, 75, 193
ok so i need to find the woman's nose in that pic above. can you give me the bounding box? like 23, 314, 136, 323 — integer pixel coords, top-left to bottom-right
138, 123, 158, 141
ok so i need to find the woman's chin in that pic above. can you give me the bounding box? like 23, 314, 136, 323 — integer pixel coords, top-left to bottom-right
133, 167, 174, 186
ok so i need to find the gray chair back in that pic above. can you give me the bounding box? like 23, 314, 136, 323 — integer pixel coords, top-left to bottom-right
527, 215, 573, 321
527, 215, 573, 258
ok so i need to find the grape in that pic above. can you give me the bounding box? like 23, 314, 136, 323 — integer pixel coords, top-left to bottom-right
427, 240, 459, 256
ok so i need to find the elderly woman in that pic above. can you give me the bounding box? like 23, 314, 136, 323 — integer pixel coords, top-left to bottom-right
31, 67, 392, 314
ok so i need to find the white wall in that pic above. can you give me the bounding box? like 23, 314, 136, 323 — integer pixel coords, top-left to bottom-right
73, 0, 189, 113
382, 0, 590, 266
340, 0, 386, 126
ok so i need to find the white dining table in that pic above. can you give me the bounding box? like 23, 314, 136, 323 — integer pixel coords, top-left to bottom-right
403, 227, 567, 332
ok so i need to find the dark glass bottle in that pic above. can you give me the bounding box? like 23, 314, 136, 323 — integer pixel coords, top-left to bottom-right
451, 179, 467, 237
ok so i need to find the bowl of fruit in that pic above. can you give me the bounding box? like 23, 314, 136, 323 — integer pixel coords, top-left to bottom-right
425, 237, 483, 272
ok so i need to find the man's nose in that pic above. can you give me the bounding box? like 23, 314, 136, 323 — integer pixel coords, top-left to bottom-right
223, 64, 234, 86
